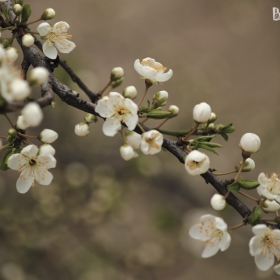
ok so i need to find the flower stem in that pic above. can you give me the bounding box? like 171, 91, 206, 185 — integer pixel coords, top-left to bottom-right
229, 221, 245, 230
99, 80, 111, 96
137, 123, 145, 133
155, 118, 169, 129
137, 84, 151, 107
26, 18, 42, 26
182, 123, 199, 141
234, 159, 244, 181
213, 170, 236, 176
18, 133, 37, 139
238, 190, 259, 202
4, 114, 14, 128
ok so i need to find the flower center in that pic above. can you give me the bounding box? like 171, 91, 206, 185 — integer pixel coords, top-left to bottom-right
29, 159, 36, 166
141, 59, 167, 72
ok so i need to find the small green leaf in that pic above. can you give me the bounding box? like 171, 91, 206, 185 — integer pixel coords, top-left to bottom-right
21, 3, 32, 23
196, 135, 216, 142
239, 180, 259, 190
199, 144, 219, 155
139, 106, 149, 113
248, 206, 262, 226
221, 123, 235, 134
146, 110, 171, 119
199, 141, 222, 148
227, 182, 240, 192
220, 132, 228, 141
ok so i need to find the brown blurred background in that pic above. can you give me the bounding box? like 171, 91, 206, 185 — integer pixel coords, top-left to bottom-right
1, 0, 280, 279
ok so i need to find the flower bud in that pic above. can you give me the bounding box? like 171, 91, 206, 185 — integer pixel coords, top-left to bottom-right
16, 115, 29, 130
241, 158, 255, 172
239, 133, 261, 154
185, 150, 210, 175
6, 47, 18, 62
8, 128, 17, 136
84, 113, 96, 123
41, 8, 56, 20
22, 102, 43, 127
10, 79, 30, 101
120, 144, 138, 161
126, 131, 141, 149
262, 200, 280, 212
111, 77, 123, 88
193, 102, 211, 123
152, 90, 168, 107
110, 67, 124, 81
208, 112, 217, 123
0, 38, 11, 48
13, 4, 22, 15
39, 129, 58, 143
74, 122, 90, 136
28, 67, 49, 85
168, 105, 179, 117
123, 86, 137, 99
22, 34, 35, 47
39, 144, 56, 156
210, 194, 226, 210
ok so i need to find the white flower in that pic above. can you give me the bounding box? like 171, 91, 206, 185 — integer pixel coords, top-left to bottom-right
6, 47, 18, 62
185, 150, 210, 175
168, 105, 179, 117
37, 21, 76, 59
126, 131, 141, 149
41, 8, 56, 20
39, 129, 58, 143
193, 102, 212, 123
249, 224, 280, 271
239, 133, 261, 154
189, 214, 231, 258
111, 67, 124, 80
123, 86, 137, 99
7, 145, 56, 193
134, 57, 173, 84
28, 67, 49, 85
257, 173, 280, 202
242, 158, 255, 172
13, 4, 22, 15
9, 79, 30, 101
262, 200, 280, 212
21, 102, 43, 127
39, 144, 56, 156
74, 122, 90, 136
95, 92, 138, 137
210, 194, 226, 211
22, 34, 35, 47
274, 264, 280, 275
140, 130, 163, 155
120, 144, 138, 161
16, 115, 29, 130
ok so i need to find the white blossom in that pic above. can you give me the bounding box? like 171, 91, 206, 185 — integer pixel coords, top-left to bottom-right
134, 57, 173, 84
16, 115, 29, 130
210, 194, 226, 211
249, 224, 280, 271
140, 130, 163, 155
123, 86, 137, 99
95, 92, 138, 137
74, 122, 90, 136
9, 79, 30, 101
111, 67, 124, 80
126, 131, 141, 149
39, 144, 56, 156
7, 145, 56, 193
189, 214, 231, 258
120, 144, 138, 161
37, 21, 76, 59
257, 173, 280, 202
13, 4, 22, 15
39, 129, 58, 143
41, 8, 56, 20
242, 158, 255, 172
193, 102, 212, 123
22, 34, 35, 47
262, 200, 280, 212
185, 150, 210, 175
274, 264, 280, 275
21, 102, 43, 127
28, 67, 49, 85
239, 133, 261, 154
6, 47, 18, 62
168, 105, 179, 116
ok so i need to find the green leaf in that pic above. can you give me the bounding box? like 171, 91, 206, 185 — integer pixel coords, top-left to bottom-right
199, 144, 219, 155
220, 132, 228, 141
1, 149, 13, 171
199, 141, 222, 148
21, 3, 32, 23
227, 182, 240, 192
239, 180, 259, 190
139, 106, 149, 113
146, 110, 171, 119
221, 123, 235, 134
248, 206, 262, 226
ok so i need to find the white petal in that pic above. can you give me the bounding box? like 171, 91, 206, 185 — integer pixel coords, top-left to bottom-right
134, 59, 145, 76
249, 236, 262, 256
255, 252, 275, 271
53, 21, 70, 30
55, 40, 76, 54
16, 174, 33, 194
189, 224, 206, 240
42, 41, 57, 59
95, 96, 114, 118
214, 217, 227, 231
37, 22, 51, 36
102, 117, 121, 137
202, 241, 220, 258
258, 172, 268, 187
252, 224, 267, 236
35, 170, 53, 185
7, 154, 25, 170
219, 232, 231, 251
274, 264, 280, 275
142, 66, 157, 79
38, 154, 57, 169
21, 145, 38, 158
108, 92, 124, 105
156, 69, 173, 82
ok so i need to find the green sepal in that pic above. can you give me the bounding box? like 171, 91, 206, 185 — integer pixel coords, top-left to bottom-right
21, 3, 32, 23
139, 106, 150, 113
248, 206, 262, 226
227, 181, 240, 192
146, 109, 172, 119
239, 180, 259, 190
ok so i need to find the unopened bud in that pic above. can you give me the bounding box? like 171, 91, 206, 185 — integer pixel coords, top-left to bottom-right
22, 34, 35, 47
168, 105, 179, 117
110, 67, 124, 81
152, 90, 168, 107
6, 47, 18, 62
193, 102, 212, 123
41, 8, 56, 20
210, 194, 226, 210
239, 133, 261, 155
13, 4, 22, 15
123, 86, 137, 99
28, 67, 49, 85
111, 77, 123, 88
8, 128, 17, 136
208, 112, 217, 123
84, 113, 96, 123
74, 122, 90, 137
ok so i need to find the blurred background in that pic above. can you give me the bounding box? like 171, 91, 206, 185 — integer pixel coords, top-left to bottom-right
0, 0, 280, 279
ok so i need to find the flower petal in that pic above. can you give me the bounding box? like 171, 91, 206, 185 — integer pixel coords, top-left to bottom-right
156, 69, 173, 82
134, 59, 145, 76
219, 232, 231, 251
38, 154, 57, 169
7, 154, 25, 170
16, 172, 33, 194
102, 117, 122, 137
95, 96, 114, 118
202, 241, 220, 258
37, 22, 51, 36
255, 252, 275, 271
42, 41, 57, 59
55, 40, 76, 54
249, 236, 262, 256
35, 170, 53, 185
21, 145, 38, 158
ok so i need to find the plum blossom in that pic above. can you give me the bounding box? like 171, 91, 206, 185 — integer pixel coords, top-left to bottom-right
7, 145, 56, 193
239, 133, 261, 154
134, 57, 173, 84
75, 122, 90, 136
249, 224, 280, 271
37, 21, 76, 59
120, 144, 138, 161
193, 102, 212, 123
189, 214, 231, 258
140, 130, 163, 155
185, 150, 210, 175
257, 172, 280, 202
210, 194, 226, 211
95, 92, 138, 137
